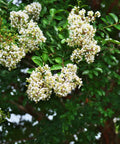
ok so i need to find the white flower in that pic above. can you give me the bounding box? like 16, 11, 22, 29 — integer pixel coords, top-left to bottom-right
0, 43, 26, 70
10, 10, 29, 29
26, 65, 53, 102
52, 64, 82, 97
27, 64, 83, 101
25, 2, 42, 21
95, 11, 101, 17
18, 20, 46, 52
66, 7, 101, 64
1, 2, 45, 71
87, 11, 94, 17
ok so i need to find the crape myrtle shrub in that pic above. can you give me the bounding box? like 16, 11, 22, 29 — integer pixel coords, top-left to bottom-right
0, 0, 120, 143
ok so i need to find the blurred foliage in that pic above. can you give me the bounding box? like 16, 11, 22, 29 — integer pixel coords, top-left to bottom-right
0, 0, 120, 144
0, 108, 9, 123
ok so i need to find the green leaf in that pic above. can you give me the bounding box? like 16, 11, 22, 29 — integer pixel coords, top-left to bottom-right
8, 0, 14, 4
42, 53, 48, 62
110, 55, 118, 63
58, 34, 64, 39
101, 17, 108, 25
105, 38, 120, 45
64, 61, 72, 66
95, 68, 103, 73
109, 13, 118, 23
50, 47, 55, 53
32, 56, 42, 61
106, 15, 114, 25
27, 68, 35, 74
50, 9, 64, 17
48, 57, 54, 64
40, 7, 47, 17
58, 20, 68, 28
61, 39, 66, 44
51, 64, 62, 70
50, 8, 56, 17
106, 27, 112, 32
114, 24, 120, 30
89, 73, 93, 79
42, 19, 48, 26
54, 57, 63, 64
98, 24, 104, 29
82, 70, 89, 75
54, 16, 62, 20
32, 56, 42, 66
55, 9, 65, 13
93, 71, 98, 76
80, 5, 88, 8
57, 27, 63, 31
35, 51, 41, 56
99, 31, 105, 38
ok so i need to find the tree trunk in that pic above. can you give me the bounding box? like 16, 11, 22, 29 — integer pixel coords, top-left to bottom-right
100, 119, 120, 144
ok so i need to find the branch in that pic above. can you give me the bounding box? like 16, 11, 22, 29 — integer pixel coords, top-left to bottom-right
10, 100, 45, 121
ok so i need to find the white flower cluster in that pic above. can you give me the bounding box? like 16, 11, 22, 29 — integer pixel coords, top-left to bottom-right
26, 64, 82, 102
10, 2, 46, 52
0, 2, 46, 70
66, 7, 101, 63
10, 10, 29, 30
25, 2, 42, 21
26, 65, 53, 103
10, 2, 42, 29
19, 20, 46, 52
0, 43, 26, 70
53, 64, 82, 97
